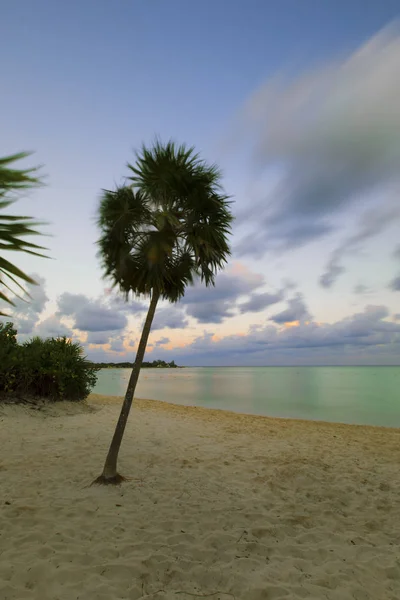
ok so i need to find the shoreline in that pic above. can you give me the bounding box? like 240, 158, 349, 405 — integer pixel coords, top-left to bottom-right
88, 392, 400, 433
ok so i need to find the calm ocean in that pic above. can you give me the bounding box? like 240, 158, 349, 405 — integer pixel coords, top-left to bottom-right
93, 366, 400, 428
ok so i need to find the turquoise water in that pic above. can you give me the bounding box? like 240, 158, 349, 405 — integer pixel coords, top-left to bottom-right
93, 366, 400, 428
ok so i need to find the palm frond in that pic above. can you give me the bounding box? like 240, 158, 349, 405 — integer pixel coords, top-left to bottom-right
0, 152, 48, 310
0, 152, 42, 199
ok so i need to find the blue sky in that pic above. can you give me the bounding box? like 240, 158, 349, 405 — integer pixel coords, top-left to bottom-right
2, 0, 400, 365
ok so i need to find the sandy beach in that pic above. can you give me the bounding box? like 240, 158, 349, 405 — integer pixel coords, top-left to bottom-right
1, 394, 399, 600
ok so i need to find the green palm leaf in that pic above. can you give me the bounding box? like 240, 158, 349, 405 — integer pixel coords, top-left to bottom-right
0, 152, 49, 315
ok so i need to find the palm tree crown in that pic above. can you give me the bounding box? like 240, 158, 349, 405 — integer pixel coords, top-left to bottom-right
97, 141, 233, 301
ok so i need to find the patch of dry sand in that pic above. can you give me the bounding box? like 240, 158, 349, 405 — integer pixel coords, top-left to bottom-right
0, 394, 399, 600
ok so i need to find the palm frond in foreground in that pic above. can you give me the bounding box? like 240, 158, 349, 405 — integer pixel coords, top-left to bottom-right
0, 153, 48, 315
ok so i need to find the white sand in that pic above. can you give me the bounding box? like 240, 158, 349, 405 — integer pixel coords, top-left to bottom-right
1, 394, 399, 600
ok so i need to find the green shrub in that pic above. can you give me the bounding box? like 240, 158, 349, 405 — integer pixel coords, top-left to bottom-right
0, 322, 19, 393
0, 322, 98, 401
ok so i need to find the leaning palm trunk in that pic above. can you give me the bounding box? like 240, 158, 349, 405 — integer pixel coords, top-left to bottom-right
93, 291, 159, 484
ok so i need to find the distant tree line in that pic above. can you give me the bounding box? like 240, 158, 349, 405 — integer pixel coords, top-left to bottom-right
92, 359, 179, 369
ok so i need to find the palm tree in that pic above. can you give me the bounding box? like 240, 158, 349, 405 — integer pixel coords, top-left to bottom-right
94, 141, 233, 484
0, 152, 48, 315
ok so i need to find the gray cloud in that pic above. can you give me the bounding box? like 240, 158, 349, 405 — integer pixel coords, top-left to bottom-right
34, 315, 74, 339
57, 292, 128, 332
186, 300, 235, 324
109, 336, 125, 352
152, 307, 189, 330
354, 284, 373, 296
236, 26, 400, 257
57, 293, 88, 315
182, 264, 265, 323
154, 337, 170, 346
184, 267, 264, 305
86, 331, 111, 345
270, 294, 311, 324
76, 306, 127, 332
139, 305, 400, 366
81, 336, 125, 359
239, 290, 284, 313
282, 279, 297, 292
106, 293, 146, 314
320, 202, 400, 288
389, 275, 400, 291
319, 260, 345, 289
0, 275, 49, 335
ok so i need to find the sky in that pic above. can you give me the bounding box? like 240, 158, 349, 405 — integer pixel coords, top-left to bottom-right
1, 0, 400, 365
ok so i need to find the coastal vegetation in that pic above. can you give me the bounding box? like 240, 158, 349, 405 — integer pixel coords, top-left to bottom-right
0, 322, 98, 402
94, 140, 233, 484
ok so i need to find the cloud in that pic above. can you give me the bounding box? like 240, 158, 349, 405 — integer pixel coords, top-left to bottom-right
154, 337, 170, 346
319, 260, 345, 289
57, 293, 89, 315
106, 293, 146, 314
236, 25, 400, 256
0, 275, 49, 334
239, 290, 284, 313
282, 279, 297, 292
353, 284, 373, 296
145, 305, 400, 366
389, 275, 400, 291
152, 307, 188, 330
4, 283, 142, 346
83, 304, 400, 366
76, 307, 127, 332
2, 263, 271, 340
185, 301, 235, 324
109, 336, 125, 353
86, 331, 111, 345
34, 315, 74, 339
85, 331, 126, 352
57, 292, 128, 332
182, 262, 265, 323
320, 201, 400, 288
270, 293, 311, 324
185, 263, 264, 304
